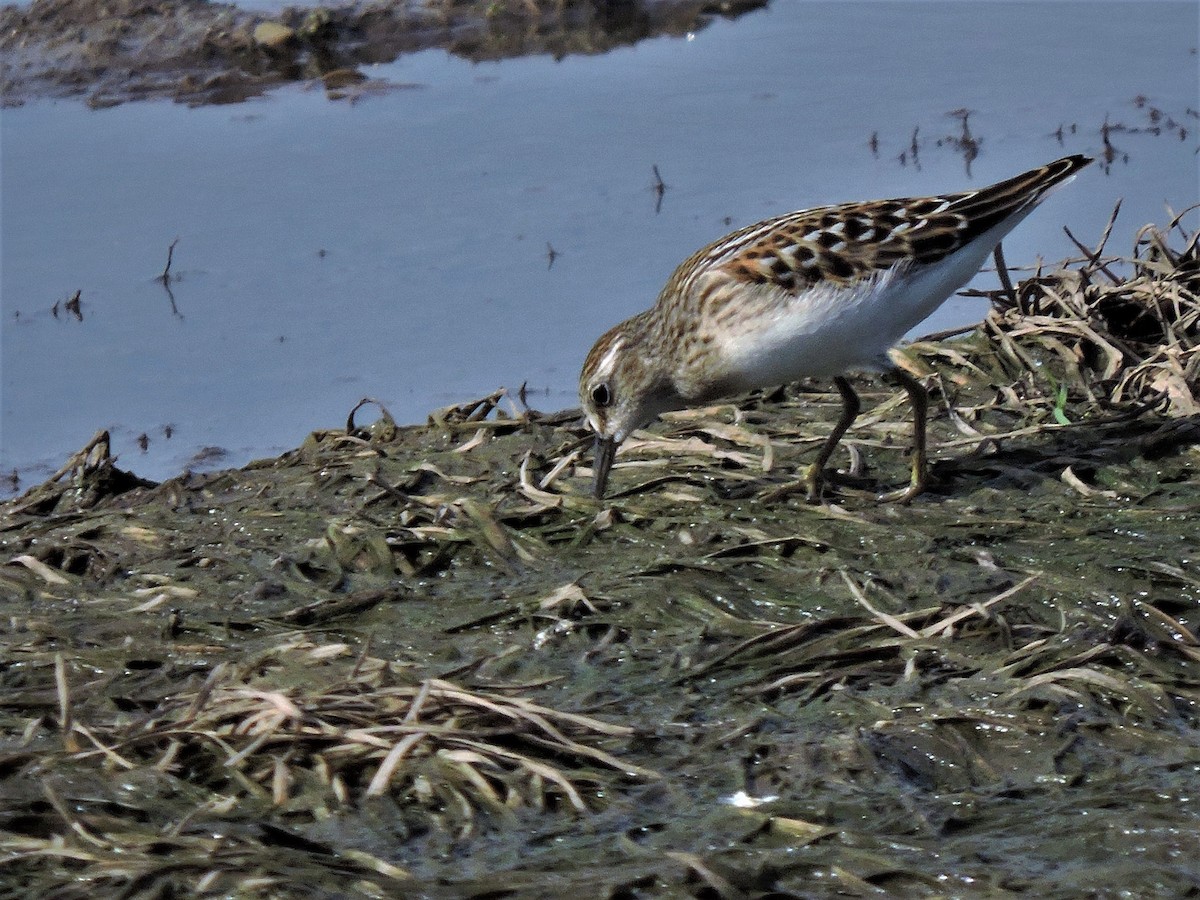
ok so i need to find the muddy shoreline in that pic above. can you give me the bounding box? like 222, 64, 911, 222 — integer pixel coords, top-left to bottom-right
0, 0, 765, 107
1, 223, 1198, 895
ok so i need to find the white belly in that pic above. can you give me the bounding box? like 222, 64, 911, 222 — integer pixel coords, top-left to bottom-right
716, 235, 998, 387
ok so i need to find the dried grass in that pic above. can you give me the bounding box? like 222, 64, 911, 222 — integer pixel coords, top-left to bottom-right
2, 216, 1199, 897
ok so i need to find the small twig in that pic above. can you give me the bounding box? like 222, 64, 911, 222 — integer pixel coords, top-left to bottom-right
43, 781, 108, 847
178, 663, 228, 723
947, 108, 979, 177
939, 400, 1162, 450
159, 238, 183, 317
347, 397, 397, 433
365, 472, 410, 506
1060, 204, 1123, 285
160, 238, 179, 286
404, 679, 433, 724
350, 633, 373, 680
919, 573, 1040, 638
163, 282, 181, 318
1164, 200, 1200, 240
840, 570, 920, 638
42, 429, 109, 486
1091, 198, 1123, 259
651, 164, 667, 213
914, 323, 977, 343
55, 653, 74, 750
1101, 113, 1118, 166
992, 242, 1018, 306
65, 290, 82, 321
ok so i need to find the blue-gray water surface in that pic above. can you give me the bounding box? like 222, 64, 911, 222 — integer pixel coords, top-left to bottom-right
2, 1, 1197, 490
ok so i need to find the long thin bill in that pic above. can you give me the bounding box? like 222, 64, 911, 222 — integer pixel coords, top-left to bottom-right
592, 436, 616, 499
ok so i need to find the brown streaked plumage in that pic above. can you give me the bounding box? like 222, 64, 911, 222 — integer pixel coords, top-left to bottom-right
581, 155, 1093, 501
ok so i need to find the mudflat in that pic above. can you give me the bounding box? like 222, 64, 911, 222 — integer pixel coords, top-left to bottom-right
1, 220, 1198, 895
0, 0, 765, 107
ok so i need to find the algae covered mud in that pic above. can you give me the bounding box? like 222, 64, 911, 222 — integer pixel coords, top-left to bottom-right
0, 0, 764, 107
2, 222, 1199, 896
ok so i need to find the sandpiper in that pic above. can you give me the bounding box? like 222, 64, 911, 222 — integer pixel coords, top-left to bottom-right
580, 154, 1092, 501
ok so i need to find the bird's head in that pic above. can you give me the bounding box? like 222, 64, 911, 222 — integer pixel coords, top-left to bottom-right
579, 314, 680, 498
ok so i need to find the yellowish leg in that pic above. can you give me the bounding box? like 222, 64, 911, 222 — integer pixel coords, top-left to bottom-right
802, 375, 861, 503
761, 376, 861, 504
877, 368, 928, 503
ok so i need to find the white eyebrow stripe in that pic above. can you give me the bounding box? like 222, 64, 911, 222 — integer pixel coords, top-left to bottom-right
595, 338, 622, 377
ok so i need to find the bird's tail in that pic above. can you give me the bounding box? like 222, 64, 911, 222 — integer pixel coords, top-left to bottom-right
949, 154, 1094, 238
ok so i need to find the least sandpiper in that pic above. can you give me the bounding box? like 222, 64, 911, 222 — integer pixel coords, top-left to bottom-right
580, 154, 1092, 501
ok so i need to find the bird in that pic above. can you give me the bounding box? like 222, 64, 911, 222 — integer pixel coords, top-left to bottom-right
579, 154, 1092, 502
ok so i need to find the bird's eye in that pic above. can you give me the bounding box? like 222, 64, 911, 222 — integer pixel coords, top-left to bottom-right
591, 382, 612, 407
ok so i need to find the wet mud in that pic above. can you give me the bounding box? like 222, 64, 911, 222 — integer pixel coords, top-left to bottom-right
1, 224, 1198, 895
0, 0, 766, 107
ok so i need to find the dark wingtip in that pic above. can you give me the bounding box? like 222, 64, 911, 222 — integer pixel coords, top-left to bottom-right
1057, 153, 1094, 174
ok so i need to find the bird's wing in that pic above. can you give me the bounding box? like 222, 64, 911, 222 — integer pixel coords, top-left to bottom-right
670, 154, 1092, 297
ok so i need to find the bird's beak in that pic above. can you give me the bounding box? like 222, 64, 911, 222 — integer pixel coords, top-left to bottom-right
592, 436, 617, 499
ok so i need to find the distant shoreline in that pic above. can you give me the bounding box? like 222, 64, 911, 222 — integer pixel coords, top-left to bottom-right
0, 0, 766, 107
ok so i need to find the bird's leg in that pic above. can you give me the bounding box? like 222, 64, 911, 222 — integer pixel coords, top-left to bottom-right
877, 368, 928, 504
760, 376, 860, 504
802, 375, 861, 503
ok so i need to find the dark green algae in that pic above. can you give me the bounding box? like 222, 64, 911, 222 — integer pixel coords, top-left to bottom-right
1, 237, 1199, 896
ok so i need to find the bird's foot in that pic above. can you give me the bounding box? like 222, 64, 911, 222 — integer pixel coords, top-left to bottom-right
876, 460, 927, 504
760, 463, 826, 505
876, 482, 921, 504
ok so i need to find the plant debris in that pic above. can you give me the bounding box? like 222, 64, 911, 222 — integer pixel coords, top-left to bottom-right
2, 218, 1199, 896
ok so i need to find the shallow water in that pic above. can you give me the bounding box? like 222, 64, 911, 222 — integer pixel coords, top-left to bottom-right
2, 1, 1197, 490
